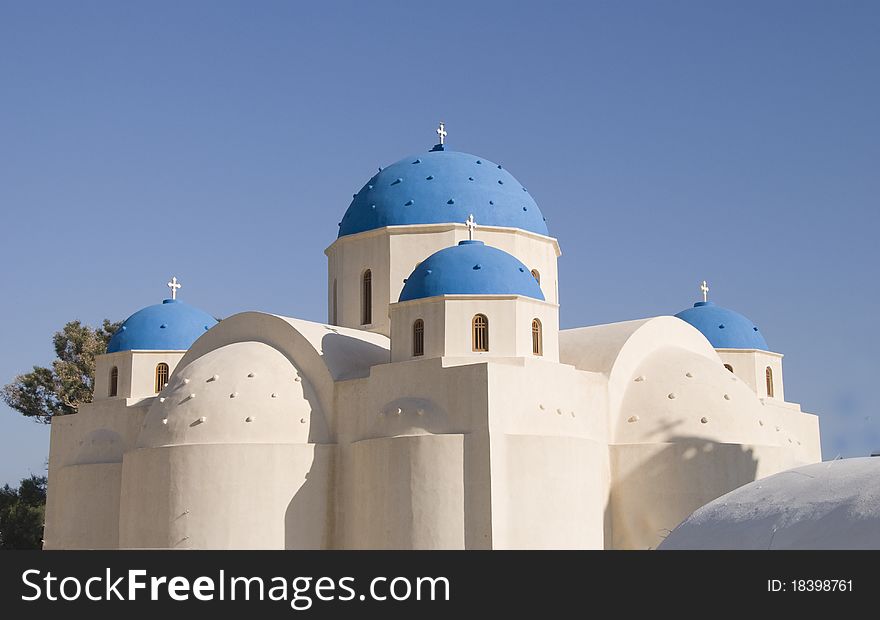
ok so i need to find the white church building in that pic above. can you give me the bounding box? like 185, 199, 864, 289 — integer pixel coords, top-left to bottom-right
43, 126, 822, 549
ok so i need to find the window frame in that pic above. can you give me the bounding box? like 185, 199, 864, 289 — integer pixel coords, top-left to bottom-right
413, 318, 425, 357
155, 362, 169, 394
109, 366, 118, 397
472, 314, 489, 352
531, 318, 543, 356
361, 269, 372, 325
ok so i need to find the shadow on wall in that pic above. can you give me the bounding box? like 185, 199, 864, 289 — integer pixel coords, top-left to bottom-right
319, 332, 389, 380
606, 436, 758, 550
284, 445, 334, 550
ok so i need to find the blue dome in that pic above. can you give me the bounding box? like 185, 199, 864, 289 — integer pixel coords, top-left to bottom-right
674, 301, 769, 350
399, 240, 545, 302
338, 146, 548, 238
107, 299, 218, 353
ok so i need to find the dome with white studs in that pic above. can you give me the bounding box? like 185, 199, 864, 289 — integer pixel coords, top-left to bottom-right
107, 299, 217, 353
137, 341, 321, 448
338, 144, 548, 238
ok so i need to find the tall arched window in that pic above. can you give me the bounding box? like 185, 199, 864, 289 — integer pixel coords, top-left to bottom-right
332, 278, 338, 325
530, 269, 541, 285
472, 314, 489, 352
531, 318, 543, 356
766, 366, 774, 397
109, 366, 118, 397
361, 269, 372, 325
155, 363, 169, 393
723, 363, 734, 373
413, 319, 424, 357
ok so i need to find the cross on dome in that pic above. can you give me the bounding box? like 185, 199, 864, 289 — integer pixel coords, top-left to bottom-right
465, 214, 477, 240
700, 280, 709, 303
167, 276, 182, 300
436, 121, 447, 146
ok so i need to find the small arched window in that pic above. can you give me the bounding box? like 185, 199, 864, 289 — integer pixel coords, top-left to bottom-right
109, 366, 118, 397
332, 278, 338, 325
766, 366, 774, 397
530, 269, 541, 285
723, 363, 734, 373
361, 269, 372, 325
413, 319, 424, 357
531, 318, 543, 356
155, 363, 169, 394
472, 314, 489, 352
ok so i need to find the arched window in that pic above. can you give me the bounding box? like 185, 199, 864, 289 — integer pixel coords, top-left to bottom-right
332, 278, 338, 325
472, 314, 489, 352
155, 363, 169, 394
723, 363, 734, 373
361, 270, 372, 325
109, 366, 118, 397
530, 269, 541, 285
413, 319, 424, 357
531, 318, 543, 356
766, 366, 774, 397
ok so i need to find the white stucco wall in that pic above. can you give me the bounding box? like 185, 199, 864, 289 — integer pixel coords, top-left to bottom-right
94, 351, 185, 400
716, 348, 785, 401
119, 443, 333, 549
347, 434, 466, 549
390, 295, 559, 362
326, 223, 561, 336
44, 309, 823, 551
486, 360, 609, 549
43, 397, 150, 549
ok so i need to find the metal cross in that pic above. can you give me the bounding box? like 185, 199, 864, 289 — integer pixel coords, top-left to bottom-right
465, 214, 477, 240
700, 280, 709, 303
436, 121, 447, 146
167, 276, 182, 300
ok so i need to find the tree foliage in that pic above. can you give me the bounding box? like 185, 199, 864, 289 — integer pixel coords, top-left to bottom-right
0, 475, 47, 549
2, 319, 121, 423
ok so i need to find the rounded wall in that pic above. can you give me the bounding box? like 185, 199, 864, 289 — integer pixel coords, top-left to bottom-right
614, 348, 780, 445
118, 315, 355, 549
138, 341, 322, 448
119, 443, 333, 549
609, 347, 817, 549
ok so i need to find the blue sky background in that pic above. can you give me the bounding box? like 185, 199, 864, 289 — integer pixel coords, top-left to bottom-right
1, 1, 878, 485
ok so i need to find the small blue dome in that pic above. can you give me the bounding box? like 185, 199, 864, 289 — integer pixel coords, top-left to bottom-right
675, 301, 769, 350
338, 146, 548, 238
107, 299, 218, 353
399, 240, 545, 302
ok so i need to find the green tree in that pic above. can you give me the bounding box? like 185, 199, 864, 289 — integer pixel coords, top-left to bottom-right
2, 319, 121, 423
0, 475, 47, 549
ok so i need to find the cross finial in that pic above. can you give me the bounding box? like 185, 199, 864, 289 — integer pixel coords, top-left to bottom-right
436, 121, 447, 146
700, 280, 709, 303
167, 276, 182, 301
465, 214, 477, 240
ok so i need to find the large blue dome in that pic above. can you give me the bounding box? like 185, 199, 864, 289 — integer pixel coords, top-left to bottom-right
675, 301, 769, 350
399, 240, 545, 302
107, 299, 218, 353
338, 145, 548, 238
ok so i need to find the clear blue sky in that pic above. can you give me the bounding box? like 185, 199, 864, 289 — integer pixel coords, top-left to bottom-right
1, 1, 878, 485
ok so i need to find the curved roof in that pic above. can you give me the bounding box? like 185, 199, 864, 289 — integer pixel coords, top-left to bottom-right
398, 240, 545, 302
106, 299, 217, 353
674, 301, 769, 350
659, 458, 880, 549
138, 341, 318, 448
338, 146, 548, 238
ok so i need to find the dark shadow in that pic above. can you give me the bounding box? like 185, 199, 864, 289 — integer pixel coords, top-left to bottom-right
284, 445, 334, 549
604, 435, 758, 549
319, 332, 390, 381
